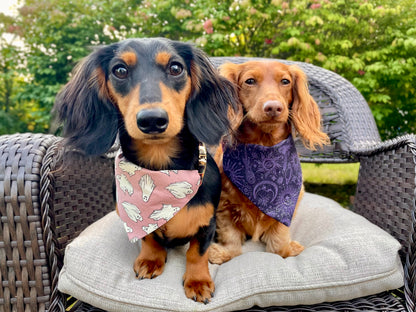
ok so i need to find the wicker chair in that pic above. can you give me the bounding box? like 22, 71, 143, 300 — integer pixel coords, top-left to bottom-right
0, 57, 415, 312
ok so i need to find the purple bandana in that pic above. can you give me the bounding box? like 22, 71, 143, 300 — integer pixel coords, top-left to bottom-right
222, 135, 302, 226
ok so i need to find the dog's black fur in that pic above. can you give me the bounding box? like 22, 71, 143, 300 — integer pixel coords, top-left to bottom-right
53, 38, 237, 303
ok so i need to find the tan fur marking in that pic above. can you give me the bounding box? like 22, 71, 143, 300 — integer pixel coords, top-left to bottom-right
93, 68, 117, 104
183, 238, 214, 302
134, 235, 167, 279
120, 51, 137, 66
155, 51, 171, 66
190, 60, 202, 93
162, 203, 214, 238
133, 138, 180, 169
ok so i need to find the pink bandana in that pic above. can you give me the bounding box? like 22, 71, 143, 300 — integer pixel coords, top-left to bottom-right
115, 150, 202, 242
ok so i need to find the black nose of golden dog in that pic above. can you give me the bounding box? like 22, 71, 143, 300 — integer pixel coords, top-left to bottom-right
136, 108, 169, 134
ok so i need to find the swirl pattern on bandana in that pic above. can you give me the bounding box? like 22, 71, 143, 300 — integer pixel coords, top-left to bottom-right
115, 150, 201, 242
222, 135, 302, 226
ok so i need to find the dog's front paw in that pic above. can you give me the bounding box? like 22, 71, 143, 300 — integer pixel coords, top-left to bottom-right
208, 243, 230, 264
281, 240, 304, 258
208, 242, 242, 264
183, 275, 215, 304
134, 257, 165, 279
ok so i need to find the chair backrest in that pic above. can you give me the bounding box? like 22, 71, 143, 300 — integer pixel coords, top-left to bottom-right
210, 57, 381, 163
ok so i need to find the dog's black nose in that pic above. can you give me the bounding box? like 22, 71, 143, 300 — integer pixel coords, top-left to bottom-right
136, 108, 169, 134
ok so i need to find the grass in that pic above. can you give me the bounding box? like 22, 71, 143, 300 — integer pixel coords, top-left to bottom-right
301, 163, 360, 208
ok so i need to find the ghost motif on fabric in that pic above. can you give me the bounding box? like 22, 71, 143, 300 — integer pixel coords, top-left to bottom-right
115, 150, 201, 242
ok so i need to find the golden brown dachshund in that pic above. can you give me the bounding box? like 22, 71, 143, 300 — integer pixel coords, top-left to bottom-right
209, 60, 329, 264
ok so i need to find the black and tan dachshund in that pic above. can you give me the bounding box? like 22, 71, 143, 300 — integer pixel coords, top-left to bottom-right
54, 38, 237, 303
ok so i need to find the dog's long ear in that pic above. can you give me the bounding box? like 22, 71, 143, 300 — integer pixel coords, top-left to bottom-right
218, 62, 239, 83
173, 43, 238, 145
218, 63, 244, 134
53, 45, 119, 156
290, 65, 329, 150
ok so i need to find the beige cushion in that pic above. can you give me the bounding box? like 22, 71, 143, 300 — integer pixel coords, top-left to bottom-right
58, 193, 404, 311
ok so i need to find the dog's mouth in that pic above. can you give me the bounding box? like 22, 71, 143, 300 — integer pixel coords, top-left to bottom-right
244, 113, 286, 128
259, 116, 287, 125
256, 117, 289, 134
260, 117, 280, 123
140, 133, 174, 145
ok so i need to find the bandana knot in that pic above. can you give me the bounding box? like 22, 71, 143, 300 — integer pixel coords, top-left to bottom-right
115, 149, 204, 242
222, 135, 302, 226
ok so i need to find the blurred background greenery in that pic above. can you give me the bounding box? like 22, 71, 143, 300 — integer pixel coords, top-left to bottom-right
302, 163, 360, 207
1, 0, 414, 205
0, 0, 414, 139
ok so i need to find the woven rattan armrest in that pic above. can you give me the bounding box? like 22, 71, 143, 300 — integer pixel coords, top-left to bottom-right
1, 133, 58, 311
0, 133, 115, 312
353, 134, 416, 311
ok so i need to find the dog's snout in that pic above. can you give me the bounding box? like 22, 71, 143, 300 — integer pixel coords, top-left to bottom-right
136, 108, 169, 134
263, 101, 283, 117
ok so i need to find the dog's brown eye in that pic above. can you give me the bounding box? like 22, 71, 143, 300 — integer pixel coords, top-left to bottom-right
169, 63, 183, 76
245, 78, 256, 85
113, 65, 128, 79
281, 79, 291, 85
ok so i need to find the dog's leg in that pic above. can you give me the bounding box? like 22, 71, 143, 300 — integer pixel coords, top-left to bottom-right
208, 225, 244, 264
208, 207, 245, 264
262, 188, 305, 258
183, 237, 215, 304
261, 222, 304, 258
134, 235, 167, 279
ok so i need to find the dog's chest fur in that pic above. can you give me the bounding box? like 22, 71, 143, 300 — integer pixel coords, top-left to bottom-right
219, 174, 276, 241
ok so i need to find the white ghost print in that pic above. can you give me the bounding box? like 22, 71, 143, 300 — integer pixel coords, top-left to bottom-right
116, 174, 133, 196
166, 181, 193, 199
142, 223, 159, 235
123, 222, 133, 233
121, 202, 143, 222
130, 237, 140, 243
150, 204, 181, 221
119, 160, 142, 176
139, 174, 156, 202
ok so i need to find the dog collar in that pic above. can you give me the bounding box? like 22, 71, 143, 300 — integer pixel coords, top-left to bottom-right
222, 135, 302, 226
115, 144, 206, 242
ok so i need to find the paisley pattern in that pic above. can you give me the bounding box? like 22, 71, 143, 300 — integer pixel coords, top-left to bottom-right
222, 135, 302, 226
115, 150, 201, 242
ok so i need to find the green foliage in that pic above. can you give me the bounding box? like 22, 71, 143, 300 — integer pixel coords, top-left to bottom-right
0, 0, 415, 139
183, 0, 415, 139
302, 163, 360, 207
301, 163, 359, 185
